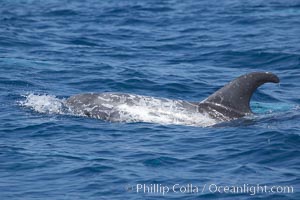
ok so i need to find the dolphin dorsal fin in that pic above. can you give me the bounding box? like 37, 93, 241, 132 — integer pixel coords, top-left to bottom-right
202, 72, 280, 114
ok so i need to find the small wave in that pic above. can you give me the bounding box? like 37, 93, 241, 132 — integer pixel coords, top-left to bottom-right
19, 93, 66, 115
251, 102, 295, 114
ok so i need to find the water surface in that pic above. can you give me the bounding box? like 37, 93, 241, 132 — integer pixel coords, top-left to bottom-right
0, 0, 299, 199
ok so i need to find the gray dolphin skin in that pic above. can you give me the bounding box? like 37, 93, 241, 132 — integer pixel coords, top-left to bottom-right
66, 72, 279, 124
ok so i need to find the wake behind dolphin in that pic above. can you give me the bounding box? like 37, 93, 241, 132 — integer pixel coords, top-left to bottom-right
65, 72, 280, 126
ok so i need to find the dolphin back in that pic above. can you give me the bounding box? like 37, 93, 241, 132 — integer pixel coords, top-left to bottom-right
201, 72, 280, 116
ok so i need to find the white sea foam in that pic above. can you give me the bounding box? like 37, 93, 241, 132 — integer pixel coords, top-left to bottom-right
19, 93, 66, 114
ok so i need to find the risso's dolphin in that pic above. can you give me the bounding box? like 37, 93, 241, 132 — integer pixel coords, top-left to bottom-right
66, 72, 279, 126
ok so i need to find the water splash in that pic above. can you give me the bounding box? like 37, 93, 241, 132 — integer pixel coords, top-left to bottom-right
19, 93, 66, 114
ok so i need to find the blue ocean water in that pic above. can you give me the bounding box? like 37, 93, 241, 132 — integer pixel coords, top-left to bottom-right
0, 0, 299, 199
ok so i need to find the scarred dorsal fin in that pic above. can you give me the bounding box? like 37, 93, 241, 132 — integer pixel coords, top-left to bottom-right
202, 72, 280, 115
